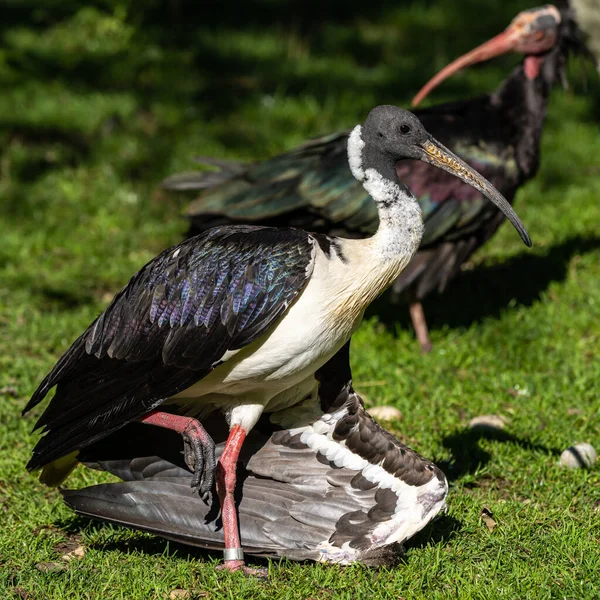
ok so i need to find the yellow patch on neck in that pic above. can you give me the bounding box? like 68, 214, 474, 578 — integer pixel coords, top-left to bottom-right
326, 250, 412, 328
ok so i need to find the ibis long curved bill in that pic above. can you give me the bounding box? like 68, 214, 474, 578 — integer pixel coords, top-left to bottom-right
412, 5, 561, 106
418, 137, 532, 247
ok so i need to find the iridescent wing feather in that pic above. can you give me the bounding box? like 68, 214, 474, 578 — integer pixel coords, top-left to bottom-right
24, 226, 314, 469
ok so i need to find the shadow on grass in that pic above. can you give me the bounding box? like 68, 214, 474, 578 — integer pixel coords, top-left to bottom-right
18, 234, 599, 316
186, 0, 529, 105
55, 513, 273, 569
401, 514, 463, 555
368, 234, 600, 332
438, 426, 561, 482
0, 0, 530, 136
56, 512, 462, 570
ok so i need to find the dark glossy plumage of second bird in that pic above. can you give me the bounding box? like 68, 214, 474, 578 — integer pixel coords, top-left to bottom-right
164, 5, 586, 351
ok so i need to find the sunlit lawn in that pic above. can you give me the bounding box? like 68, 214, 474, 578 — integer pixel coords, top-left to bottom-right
1, 1, 599, 598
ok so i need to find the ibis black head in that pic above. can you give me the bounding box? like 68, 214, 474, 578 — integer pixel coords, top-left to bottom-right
360, 106, 431, 174
351, 105, 532, 248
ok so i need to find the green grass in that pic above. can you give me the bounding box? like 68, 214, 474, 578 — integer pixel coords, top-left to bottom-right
1, 1, 600, 598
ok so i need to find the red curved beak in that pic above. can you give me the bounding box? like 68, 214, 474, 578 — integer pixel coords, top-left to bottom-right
411, 5, 561, 107
412, 29, 521, 107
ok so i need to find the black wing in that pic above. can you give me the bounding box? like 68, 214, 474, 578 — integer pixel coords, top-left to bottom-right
24, 225, 314, 469
62, 403, 441, 564
62, 343, 445, 563
61, 449, 399, 565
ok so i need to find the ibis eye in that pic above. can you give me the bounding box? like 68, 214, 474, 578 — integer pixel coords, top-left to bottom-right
400, 124, 411, 135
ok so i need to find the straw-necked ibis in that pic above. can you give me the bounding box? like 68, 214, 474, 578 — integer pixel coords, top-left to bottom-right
24, 106, 529, 574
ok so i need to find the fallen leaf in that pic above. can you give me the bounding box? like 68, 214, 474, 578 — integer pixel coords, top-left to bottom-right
52, 535, 82, 555
35, 561, 66, 573
53, 535, 86, 561
480, 507, 497, 532
169, 591, 190, 599
62, 545, 86, 561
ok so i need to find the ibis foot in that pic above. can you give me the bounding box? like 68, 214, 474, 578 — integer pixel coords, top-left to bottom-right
408, 301, 433, 353
182, 421, 216, 502
216, 561, 268, 578
139, 411, 216, 502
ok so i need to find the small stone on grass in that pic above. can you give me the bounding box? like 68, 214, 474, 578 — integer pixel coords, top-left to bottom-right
559, 443, 597, 469
169, 591, 190, 600
369, 406, 402, 421
62, 545, 86, 561
469, 415, 508, 431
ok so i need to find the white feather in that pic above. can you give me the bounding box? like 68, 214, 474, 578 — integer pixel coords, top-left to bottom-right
347, 125, 365, 181
295, 404, 448, 547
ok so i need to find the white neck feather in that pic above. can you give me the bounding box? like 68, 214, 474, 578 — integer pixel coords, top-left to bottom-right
363, 168, 424, 261
347, 125, 424, 262
294, 126, 427, 333
347, 125, 365, 180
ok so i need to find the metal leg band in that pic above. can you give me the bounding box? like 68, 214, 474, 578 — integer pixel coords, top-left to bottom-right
223, 547, 244, 561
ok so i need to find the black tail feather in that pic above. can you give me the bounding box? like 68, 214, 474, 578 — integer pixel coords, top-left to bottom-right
161, 157, 247, 191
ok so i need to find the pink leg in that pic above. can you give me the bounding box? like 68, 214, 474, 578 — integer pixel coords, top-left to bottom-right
409, 301, 433, 353
140, 411, 215, 500
215, 425, 267, 577
216, 425, 246, 570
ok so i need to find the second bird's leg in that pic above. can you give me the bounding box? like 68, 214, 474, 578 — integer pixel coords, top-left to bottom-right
139, 411, 216, 501
409, 301, 433, 353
